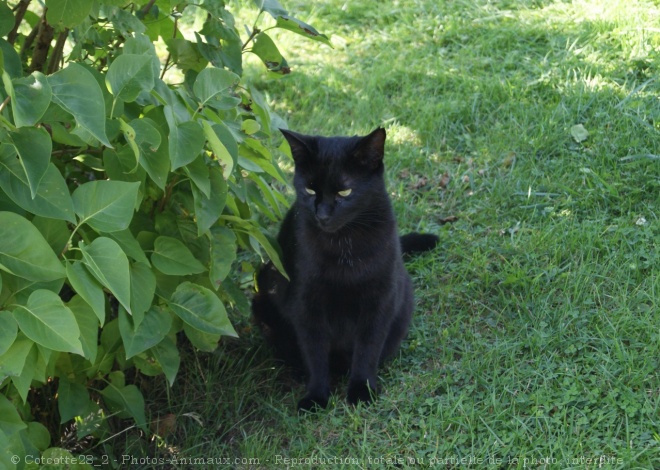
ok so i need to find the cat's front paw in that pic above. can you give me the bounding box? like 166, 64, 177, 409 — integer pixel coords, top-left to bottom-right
297, 393, 329, 412
347, 380, 377, 405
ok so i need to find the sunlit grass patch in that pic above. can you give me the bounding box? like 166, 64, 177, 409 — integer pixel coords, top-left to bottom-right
152, 0, 660, 466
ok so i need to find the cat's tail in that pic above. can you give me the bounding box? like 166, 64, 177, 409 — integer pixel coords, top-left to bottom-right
399, 233, 439, 255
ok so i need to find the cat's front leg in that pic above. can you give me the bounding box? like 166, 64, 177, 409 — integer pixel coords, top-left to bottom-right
347, 307, 388, 405
347, 345, 381, 405
294, 315, 332, 412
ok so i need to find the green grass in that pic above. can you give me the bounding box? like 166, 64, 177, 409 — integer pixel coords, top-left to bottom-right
128, 0, 659, 467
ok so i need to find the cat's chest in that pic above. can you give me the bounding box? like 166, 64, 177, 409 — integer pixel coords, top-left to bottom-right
306, 240, 372, 283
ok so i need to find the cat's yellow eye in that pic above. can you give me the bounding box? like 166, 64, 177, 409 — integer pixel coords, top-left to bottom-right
337, 188, 352, 197
305, 188, 316, 195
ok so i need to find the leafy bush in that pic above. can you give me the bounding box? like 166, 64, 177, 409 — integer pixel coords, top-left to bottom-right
0, 0, 328, 463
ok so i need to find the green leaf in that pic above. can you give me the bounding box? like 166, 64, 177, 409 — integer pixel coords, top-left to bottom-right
104, 146, 146, 184
0, 2, 13, 37
131, 118, 168, 189
192, 67, 239, 108
106, 229, 150, 265
74, 401, 106, 439
99, 379, 147, 430
0, 39, 21, 79
198, 19, 243, 74
68, 295, 99, 362
219, 278, 251, 316
46, 0, 94, 29
209, 226, 236, 289
123, 33, 161, 78
8, 127, 51, 199
25, 421, 51, 452
250, 228, 286, 277
11, 345, 36, 402
72, 180, 140, 233
202, 120, 236, 178
570, 124, 589, 143
165, 38, 208, 73
184, 156, 210, 197
150, 336, 180, 386
0, 393, 27, 437
8, 72, 52, 127
256, 0, 287, 16
168, 119, 206, 170
118, 119, 140, 172
80, 237, 132, 314
224, 215, 288, 279
274, 16, 332, 46
58, 377, 90, 423
192, 166, 227, 236
251, 32, 289, 74
151, 236, 206, 275
129, 262, 156, 321
0, 313, 18, 356
12, 290, 83, 355
66, 261, 106, 326
0, 211, 66, 282
249, 172, 284, 218
255, 0, 331, 46
182, 323, 220, 352
0, 274, 64, 306
0, 147, 76, 223
106, 54, 156, 105
248, 86, 271, 134
109, 8, 146, 36
169, 281, 237, 337
0, 335, 33, 377
32, 216, 71, 255
118, 306, 172, 359
241, 119, 261, 135
49, 63, 112, 147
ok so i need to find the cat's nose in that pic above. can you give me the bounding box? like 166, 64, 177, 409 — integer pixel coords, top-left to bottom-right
316, 213, 331, 225
316, 204, 332, 225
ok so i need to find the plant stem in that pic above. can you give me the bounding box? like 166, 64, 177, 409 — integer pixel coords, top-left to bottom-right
157, 175, 179, 213
0, 96, 10, 114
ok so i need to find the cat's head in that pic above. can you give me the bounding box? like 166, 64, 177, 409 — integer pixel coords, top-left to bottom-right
281, 128, 388, 233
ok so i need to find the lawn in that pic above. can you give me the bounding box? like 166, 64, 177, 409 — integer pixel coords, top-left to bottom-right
136, 0, 659, 467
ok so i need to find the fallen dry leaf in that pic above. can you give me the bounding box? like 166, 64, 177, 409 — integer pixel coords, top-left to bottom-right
439, 215, 459, 224
410, 176, 429, 190
152, 413, 177, 437
439, 172, 450, 189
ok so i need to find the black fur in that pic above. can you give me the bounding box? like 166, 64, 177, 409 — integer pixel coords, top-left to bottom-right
252, 128, 437, 411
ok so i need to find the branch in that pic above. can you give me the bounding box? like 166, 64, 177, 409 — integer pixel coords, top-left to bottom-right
8, 0, 32, 45
139, 0, 157, 18
28, 9, 54, 73
20, 16, 40, 61
241, 28, 261, 51
47, 29, 69, 74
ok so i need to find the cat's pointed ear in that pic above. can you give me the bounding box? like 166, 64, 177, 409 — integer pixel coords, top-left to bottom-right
280, 129, 312, 163
354, 127, 386, 170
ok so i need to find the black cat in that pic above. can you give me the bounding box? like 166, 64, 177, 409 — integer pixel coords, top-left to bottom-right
252, 127, 438, 411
